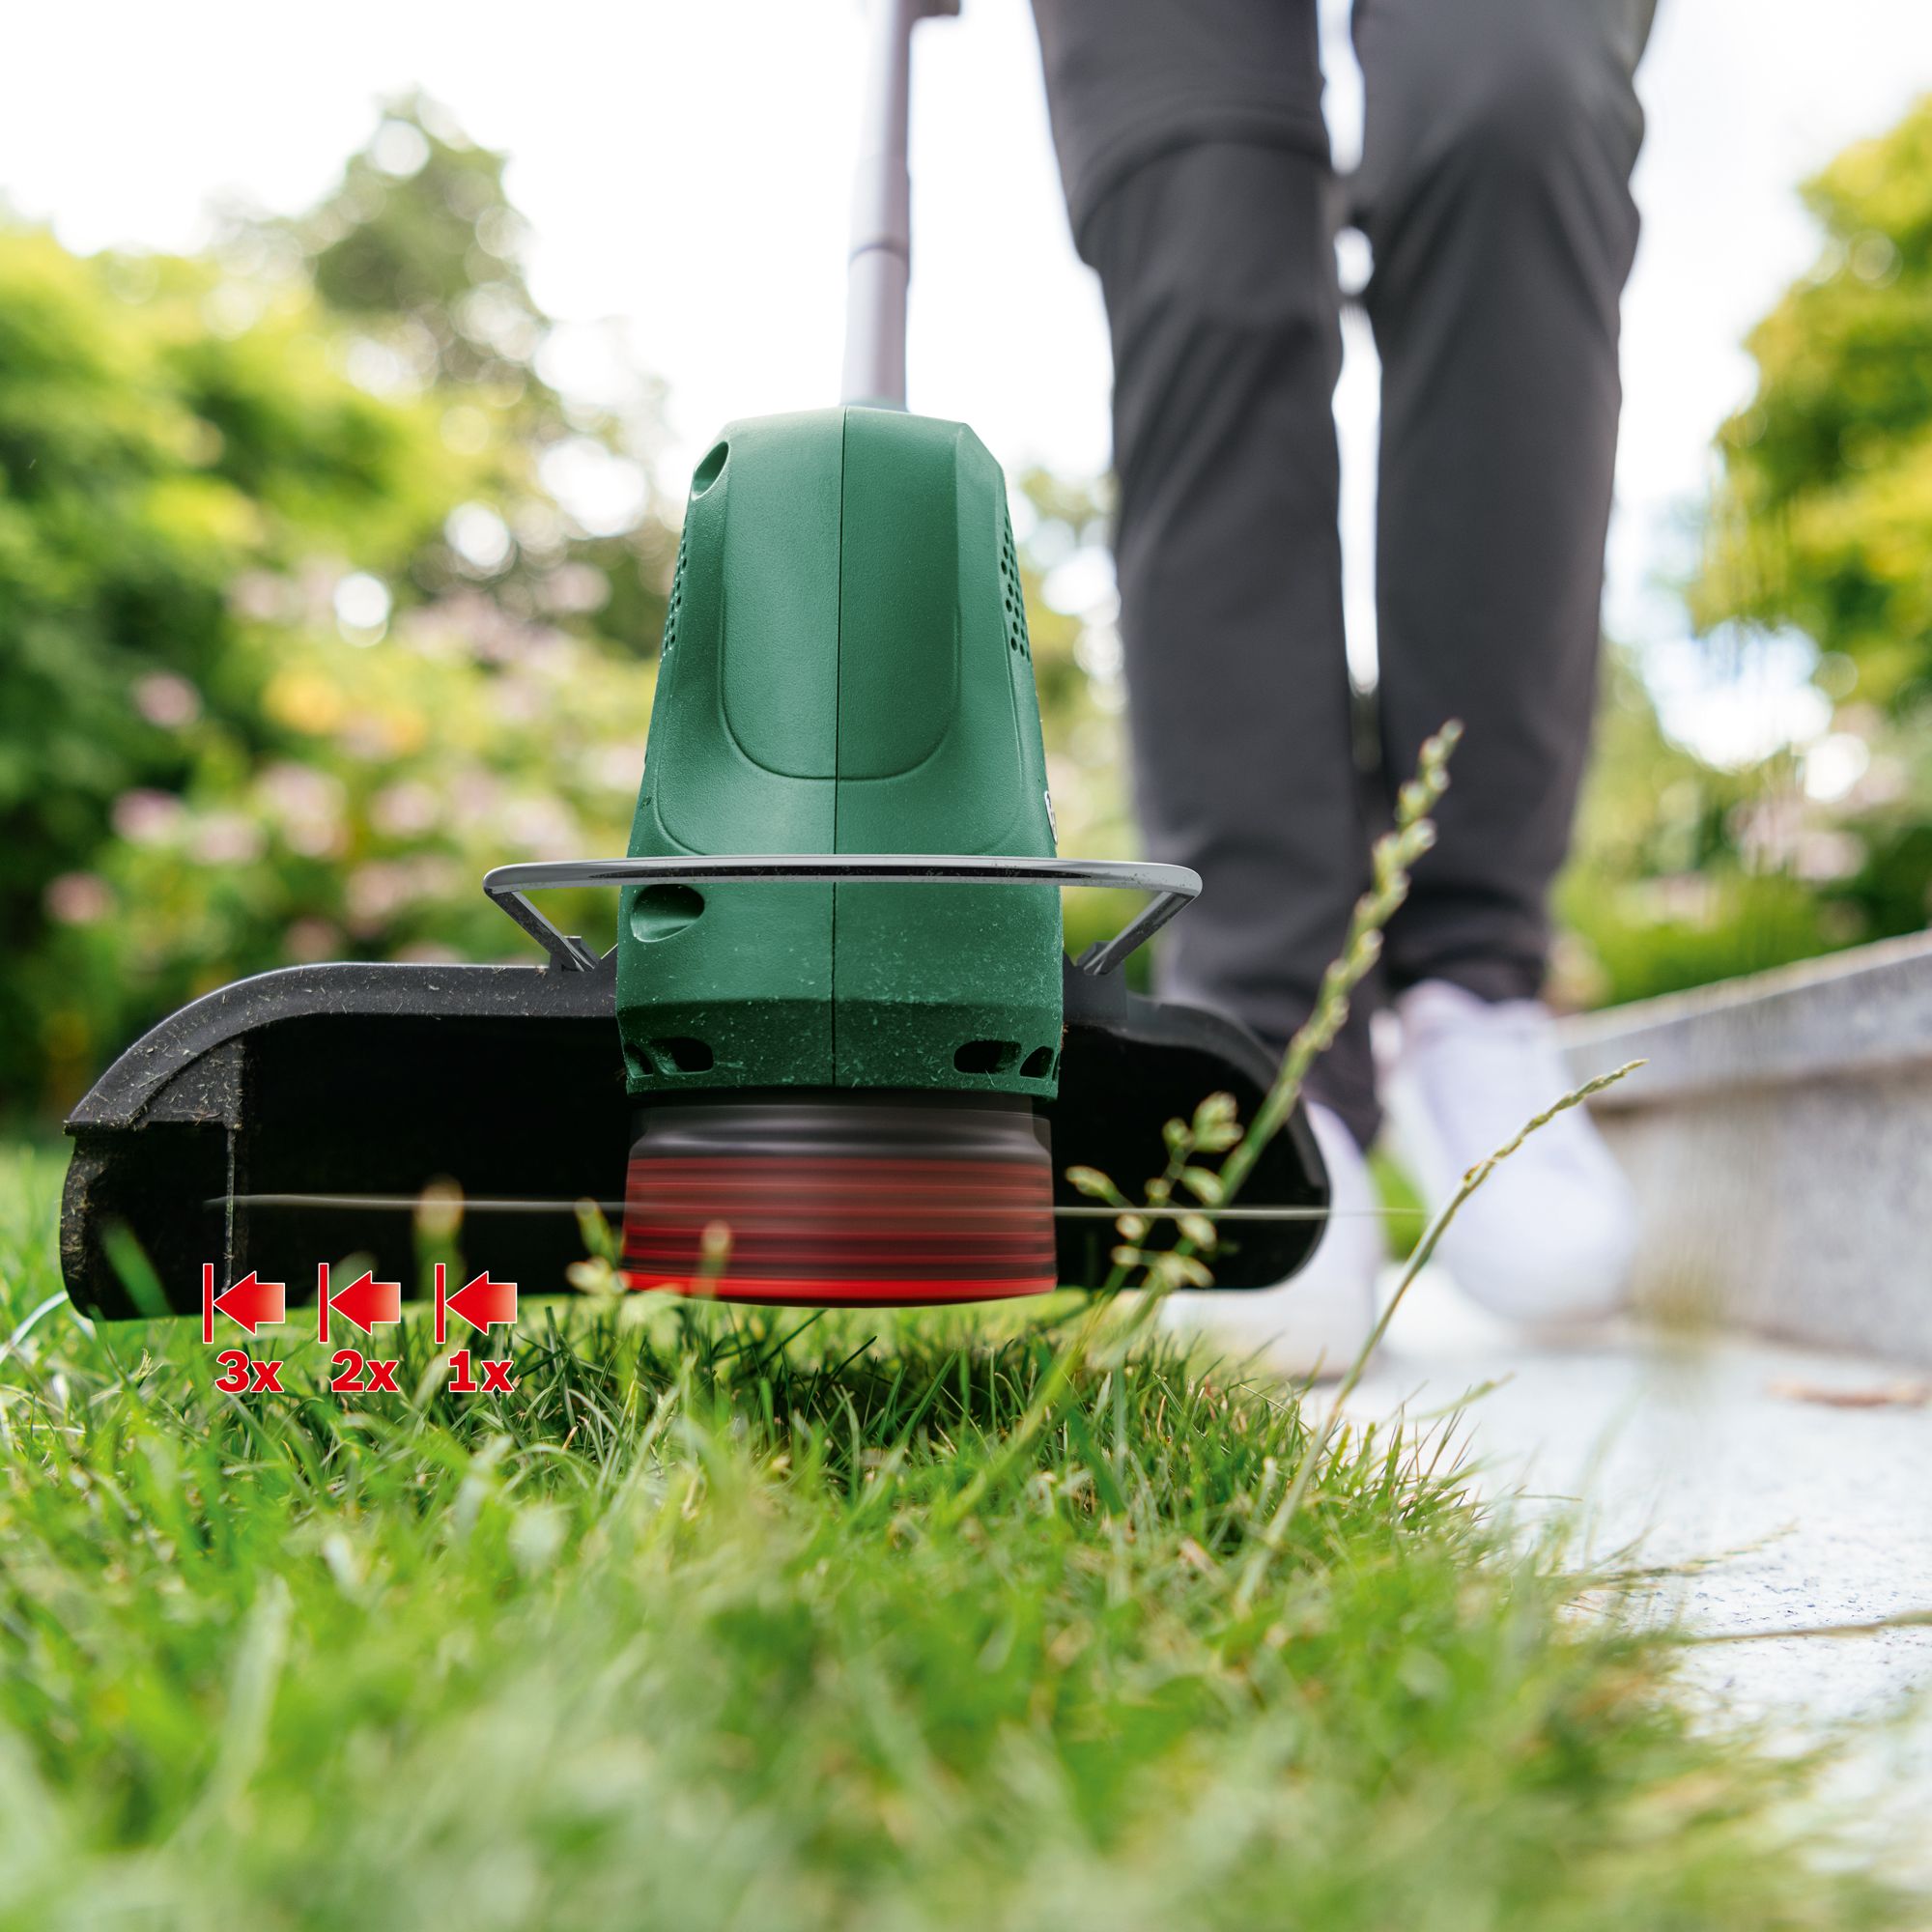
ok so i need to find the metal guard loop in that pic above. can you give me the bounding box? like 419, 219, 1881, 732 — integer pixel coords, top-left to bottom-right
481, 854, 1201, 978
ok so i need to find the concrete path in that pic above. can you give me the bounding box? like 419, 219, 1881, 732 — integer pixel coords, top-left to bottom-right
1347, 1272, 1932, 1868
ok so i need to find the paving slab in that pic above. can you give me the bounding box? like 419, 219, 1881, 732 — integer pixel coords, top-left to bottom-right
1345, 1273, 1932, 1869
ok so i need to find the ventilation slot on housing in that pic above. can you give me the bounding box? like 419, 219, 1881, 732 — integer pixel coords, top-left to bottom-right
629, 884, 705, 943
651, 1037, 715, 1073
660, 526, 689, 658
998, 507, 1032, 660
1019, 1046, 1055, 1080
953, 1038, 1019, 1075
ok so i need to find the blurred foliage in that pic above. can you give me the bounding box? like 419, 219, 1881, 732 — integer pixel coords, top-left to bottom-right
2, 99, 668, 1112
1694, 95, 1932, 704
265, 91, 675, 653
1009, 469, 1143, 976
1552, 95, 1932, 1009
1612, 90, 1932, 999
1554, 654, 1848, 1009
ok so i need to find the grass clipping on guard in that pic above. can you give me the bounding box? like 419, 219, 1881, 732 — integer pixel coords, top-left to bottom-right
0, 727, 1911, 1927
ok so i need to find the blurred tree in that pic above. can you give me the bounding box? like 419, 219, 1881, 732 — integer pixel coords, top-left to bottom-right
1554, 653, 1844, 1008
258, 94, 675, 655
1690, 92, 1932, 952
1694, 97, 1932, 705
304, 97, 550, 396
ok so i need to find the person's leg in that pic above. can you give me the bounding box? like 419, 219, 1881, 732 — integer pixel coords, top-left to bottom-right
1031, 2, 1387, 1366
1351, 0, 1654, 997
1080, 140, 1377, 1145
1352, 0, 1656, 1318
1033, 0, 1375, 1144
1031, 0, 1328, 246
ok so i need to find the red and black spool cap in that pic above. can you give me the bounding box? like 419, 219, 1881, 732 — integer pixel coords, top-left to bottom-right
620, 1095, 1057, 1307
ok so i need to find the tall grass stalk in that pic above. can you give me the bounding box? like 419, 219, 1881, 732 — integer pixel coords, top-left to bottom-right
966, 724, 1463, 1518
1235, 1056, 1643, 1609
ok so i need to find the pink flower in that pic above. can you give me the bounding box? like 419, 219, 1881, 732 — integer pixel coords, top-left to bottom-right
256, 763, 346, 858
448, 766, 502, 818
369, 781, 441, 838
257, 762, 341, 816
345, 862, 413, 926
500, 796, 580, 859
45, 872, 113, 925
285, 817, 347, 861
285, 917, 341, 962
227, 573, 291, 623
132, 673, 203, 728
111, 788, 186, 844
189, 812, 267, 865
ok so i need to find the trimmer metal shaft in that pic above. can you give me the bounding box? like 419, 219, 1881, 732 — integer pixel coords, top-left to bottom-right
840, 0, 960, 408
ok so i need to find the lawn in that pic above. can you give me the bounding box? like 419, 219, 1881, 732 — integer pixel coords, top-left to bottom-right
0, 1141, 1909, 1929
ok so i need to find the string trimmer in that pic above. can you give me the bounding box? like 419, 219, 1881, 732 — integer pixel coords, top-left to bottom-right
60, 0, 1327, 1317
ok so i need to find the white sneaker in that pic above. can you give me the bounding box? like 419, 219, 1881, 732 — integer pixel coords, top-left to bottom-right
1160, 1102, 1382, 1380
1389, 980, 1636, 1322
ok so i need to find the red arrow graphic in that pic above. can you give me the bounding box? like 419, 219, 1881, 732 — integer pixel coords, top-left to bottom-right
443, 1270, 517, 1336
212, 1270, 286, 1335
319, 1265, 402, 1342
333, 1269, 403, 1333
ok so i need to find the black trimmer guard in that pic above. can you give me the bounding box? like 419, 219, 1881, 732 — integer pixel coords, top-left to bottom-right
60, 952, 1326, 1321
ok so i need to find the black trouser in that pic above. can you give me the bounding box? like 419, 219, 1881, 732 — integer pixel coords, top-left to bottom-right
1032, 0, 1653, 1147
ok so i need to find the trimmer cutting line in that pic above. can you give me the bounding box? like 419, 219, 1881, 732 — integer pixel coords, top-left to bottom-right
201, 1195, 1403, 1224
59, 0, 1332, 1317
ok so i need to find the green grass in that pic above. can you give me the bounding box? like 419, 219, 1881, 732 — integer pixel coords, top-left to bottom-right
0, 1143, 1908, 1929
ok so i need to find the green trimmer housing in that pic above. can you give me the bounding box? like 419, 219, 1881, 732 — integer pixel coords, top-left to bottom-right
619, 408, 1060, 1104
614, 408, 1068, 1304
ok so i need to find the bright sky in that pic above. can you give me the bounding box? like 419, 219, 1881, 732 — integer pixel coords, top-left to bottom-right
5, 0, 1930, 762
